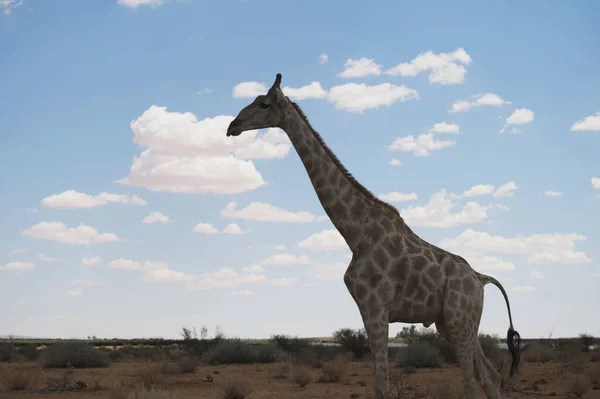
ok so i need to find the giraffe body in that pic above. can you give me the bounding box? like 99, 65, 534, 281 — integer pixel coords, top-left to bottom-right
227, 74, 521, 399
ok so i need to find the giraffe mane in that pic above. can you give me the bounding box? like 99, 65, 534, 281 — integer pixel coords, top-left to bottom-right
288, 100, 400, 217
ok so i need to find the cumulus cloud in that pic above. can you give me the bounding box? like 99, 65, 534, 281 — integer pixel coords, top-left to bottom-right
570, 111, 600, 131
319, 54, 328, 64
462, 182, 518, 198
22, 222, 120, 245
327, 83, 419, 113
385, 48, 472, 85
296, 229, 347, 252
499, 108, 534, 134
141, 264, 195, 283
41, 190, 147, 209
221, 201, 320, 223
8, 248, 26, 254
388, 122, 460, 156
142, 211, 171, 224
450, 93, 512, 113
242, 265, 264, 273
338, 57, 382, 78
1, 0, 23, 15
309, 261, 348, 281
118, 106, 292, 195
591, 177, 600, 190
37, 254, 58, 262
439, 229, 591, 266
530, 270, 544, 279
0, 261, 34, 272
193, 223, 245, 235
544, 190, 563, 197
389, 159, 403, 166
262, 253, 311, 265
222, 223, 247, 235
274, 245, 286, 251
82, 257, 102, 266
462, 184, 496, 197
379, 192, 418, 202
186, 267, 266, 290
269, 277, 299, 286
117, 0, 169, 8
282, 82, 327, 100
400, 189, 489, 228
109, 258, 142, 270
493, 181, 518, 198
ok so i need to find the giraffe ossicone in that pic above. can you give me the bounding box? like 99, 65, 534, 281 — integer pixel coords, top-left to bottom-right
227, 73, 521, 399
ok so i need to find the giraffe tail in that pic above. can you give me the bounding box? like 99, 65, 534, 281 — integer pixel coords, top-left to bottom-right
477, 273, 522, 377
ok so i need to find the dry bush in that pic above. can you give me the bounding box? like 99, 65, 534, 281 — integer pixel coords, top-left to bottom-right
45, 370, 73, 392
332, 328, 370, 359
523, 344, 556, 363
132, 361, 171, 390
110, 382, 177, 399
39, 340, 111, 368
272, 359, 293, 379
0, 343, 18, 362
319, 355, 348, 382
176, 355, 197, 373
568, 374, 592, 397
290, 364, 314, 387
0, 368, 36, 390
219, 377, 253, 399
202, 340, 285, 365
395, 343, 443, 368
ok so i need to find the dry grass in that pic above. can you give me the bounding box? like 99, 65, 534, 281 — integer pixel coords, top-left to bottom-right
523, 344, 556, 363
176, 356, 197, 374
131, 361, 172, 390
567, 374, 592, 397
319, 355, 348, 383
290, 364, 314, 387
0, 368, 36, 391
109, 382, 178, 399
219, 377, 254, 399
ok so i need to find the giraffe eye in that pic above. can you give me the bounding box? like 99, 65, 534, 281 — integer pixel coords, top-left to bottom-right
259, 102, 271, 109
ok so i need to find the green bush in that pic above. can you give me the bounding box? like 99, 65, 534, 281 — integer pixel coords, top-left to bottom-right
0, 343, 17, 362
395, 343, 443, 368
201, 340, 286, 365
39, 340, 111, 368
18, 344, 40, 361
332, 328, 370, 359
579, 334, 595, 353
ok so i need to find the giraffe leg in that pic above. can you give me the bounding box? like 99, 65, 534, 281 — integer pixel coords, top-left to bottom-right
475, 339, 502, 398
359, 309, 391, 399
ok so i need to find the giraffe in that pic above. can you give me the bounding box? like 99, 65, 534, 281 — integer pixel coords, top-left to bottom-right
226, 73, 521, 399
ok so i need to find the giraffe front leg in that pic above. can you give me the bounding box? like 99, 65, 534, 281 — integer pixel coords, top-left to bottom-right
359, 310, 391, 399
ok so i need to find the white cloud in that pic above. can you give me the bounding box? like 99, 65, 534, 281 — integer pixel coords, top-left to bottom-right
309, 261, 348, 281
530, 270, 544, 279
73, 280, 100, 286
319, 54, 328, 64
196, 88, 212, 95
142, 211, 171, 224
109, 258, 142, 270
232, 82, 267, 98
385, 48, 472, 85
429, 122, 460, 134
0, 261, 33, 272
186, 267, 266, 290
221, 201, 320, 223
41, 190, 147, 209
512, 286, 536, 293
389, 159, 403, 167
338, 58, 382, 78
22, 222, 121, 245
499, 108, 534, 134
282, 82, 327, 100
469, 255, 515, 273
269, 277, 298, 286
570, 111, 600, 131
327, 83, 419, 113
82, 257, 102, 266
274, 245, 286, 251
8, 248, 26, 254
231, 290, 256, 296
388, 133, 456, 156
118, 106, 290, 195
400, 189, 489, 228
242, 265, 264, 273
117, 0, 167, 8
591, 177, 600, 190
463, 184, 496, 197
193, 223, 219, 234
141, 265, 195, 283
544, 190, 563, 197
262, 253, 311, 265
379, 192, 418, 202
67, 287, 84, 296
493, 181, 518, 198
439, 229, 591, 266
450, 93, 511, 113
37, 254, 58, 262
1, 0, 23, 15
296, 229, 347, 252
222, 223, 247, 235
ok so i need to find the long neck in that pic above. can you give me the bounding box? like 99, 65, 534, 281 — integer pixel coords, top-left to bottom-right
280, 102, 386, 250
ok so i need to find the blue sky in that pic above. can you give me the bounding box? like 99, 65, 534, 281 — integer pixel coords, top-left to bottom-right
1, 0, 599, 340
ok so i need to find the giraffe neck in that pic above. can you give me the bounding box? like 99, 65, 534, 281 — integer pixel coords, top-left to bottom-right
280, 101, 393, 251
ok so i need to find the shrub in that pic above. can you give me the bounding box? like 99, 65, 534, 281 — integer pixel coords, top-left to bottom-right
579, 334, 595, 353
18, 343, 40, 361
523, 344, 556, 363
269, 334, 310, 354
109, 383, 177, 399
1, 369, 35, 390
332, 328, 370, 359
202, 340, 285, 365
132, 361, 170, 390
39, 340, 111, 368
568, 374, 592, 397
219, 377, 253, 399
291, 364, 313, 387
320, 355, 348, 382
0, 343, 17, 362
176, 355, 197, 373
395, 343, 443, 368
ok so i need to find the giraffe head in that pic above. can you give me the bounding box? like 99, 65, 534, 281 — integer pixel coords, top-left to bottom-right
226, 73, 288, 137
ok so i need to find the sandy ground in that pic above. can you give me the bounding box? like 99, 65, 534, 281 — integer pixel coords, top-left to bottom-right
1, 359, 599, 398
